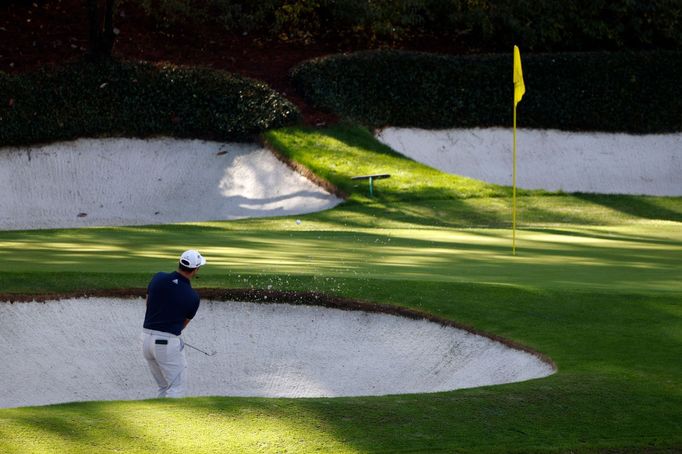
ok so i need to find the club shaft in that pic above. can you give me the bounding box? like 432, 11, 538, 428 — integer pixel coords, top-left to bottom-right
184, 342, 213, 356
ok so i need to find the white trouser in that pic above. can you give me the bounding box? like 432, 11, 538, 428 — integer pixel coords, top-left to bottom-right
142, 328, 187, 398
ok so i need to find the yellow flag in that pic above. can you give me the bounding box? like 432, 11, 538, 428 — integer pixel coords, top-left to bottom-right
513, 45, 525, 106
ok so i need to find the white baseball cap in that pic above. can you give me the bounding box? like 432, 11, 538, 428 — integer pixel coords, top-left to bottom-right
179, 250, 207, 269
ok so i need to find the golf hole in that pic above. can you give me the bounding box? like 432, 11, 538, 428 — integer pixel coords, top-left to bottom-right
0, 294, 555, 408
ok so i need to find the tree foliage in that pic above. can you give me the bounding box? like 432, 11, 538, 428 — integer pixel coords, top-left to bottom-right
120, 0, 682, 50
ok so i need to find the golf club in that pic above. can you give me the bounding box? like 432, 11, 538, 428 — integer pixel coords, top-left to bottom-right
184, 342, 217, 356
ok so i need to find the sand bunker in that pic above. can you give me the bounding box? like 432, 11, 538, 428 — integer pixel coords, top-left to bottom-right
0, 297, 554, 408
377, 128, 682, 196
0, 138, 341, 230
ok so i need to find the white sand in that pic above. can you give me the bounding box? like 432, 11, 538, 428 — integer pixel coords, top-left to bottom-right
0, 298, 554, 408
377, 128, 682, 196
0, 138, 342, 230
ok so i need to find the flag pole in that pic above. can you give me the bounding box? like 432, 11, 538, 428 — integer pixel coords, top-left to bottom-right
512, 102, 517, 256
512, 45, 524, 256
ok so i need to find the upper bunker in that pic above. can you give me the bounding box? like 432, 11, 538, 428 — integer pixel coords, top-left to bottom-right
0, 296, 554, 408
377, 128, 682, 196
0, 138, 342, 231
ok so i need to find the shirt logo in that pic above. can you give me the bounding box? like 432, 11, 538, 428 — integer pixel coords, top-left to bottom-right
172, 279, 178, 285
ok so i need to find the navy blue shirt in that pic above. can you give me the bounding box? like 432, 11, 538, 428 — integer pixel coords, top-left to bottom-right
143, 271, 200, 336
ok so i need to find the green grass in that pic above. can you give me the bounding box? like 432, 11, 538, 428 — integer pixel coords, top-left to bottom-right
0, 125, 681, 453
266, 125, 512, 202
0, 222, 680, 295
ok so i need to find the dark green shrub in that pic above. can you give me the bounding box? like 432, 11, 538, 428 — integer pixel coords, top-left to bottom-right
291, 49, 682, 133
0, 59, 300, 146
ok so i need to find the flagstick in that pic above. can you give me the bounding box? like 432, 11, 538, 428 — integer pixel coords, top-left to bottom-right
512, 103, 517, 256
512, 44, 524, 256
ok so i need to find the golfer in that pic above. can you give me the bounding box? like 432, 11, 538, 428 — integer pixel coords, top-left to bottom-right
142, 249, 206, 398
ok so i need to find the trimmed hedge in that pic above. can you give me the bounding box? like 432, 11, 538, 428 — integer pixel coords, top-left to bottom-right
0, 59, 300, 146
291, 50, 682, 133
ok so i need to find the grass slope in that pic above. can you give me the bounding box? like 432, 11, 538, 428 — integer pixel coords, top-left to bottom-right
0, 125, 680, 453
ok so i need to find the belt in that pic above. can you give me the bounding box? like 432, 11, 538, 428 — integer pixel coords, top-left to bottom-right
143, 328, 179, 338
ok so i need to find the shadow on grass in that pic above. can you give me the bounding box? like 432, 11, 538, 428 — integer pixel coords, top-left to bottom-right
0, 400, 180, 453
313, 194, 682, 231
321, 122, 407, 158
0, 213, 680, 294
573, 193, 682, 222
523, 226, 682, 247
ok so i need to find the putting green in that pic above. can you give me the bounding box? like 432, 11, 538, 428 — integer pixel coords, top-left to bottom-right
0, 221, 679, 294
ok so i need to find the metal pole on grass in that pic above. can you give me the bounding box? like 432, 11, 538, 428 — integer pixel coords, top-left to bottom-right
512, 45, 525, 256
